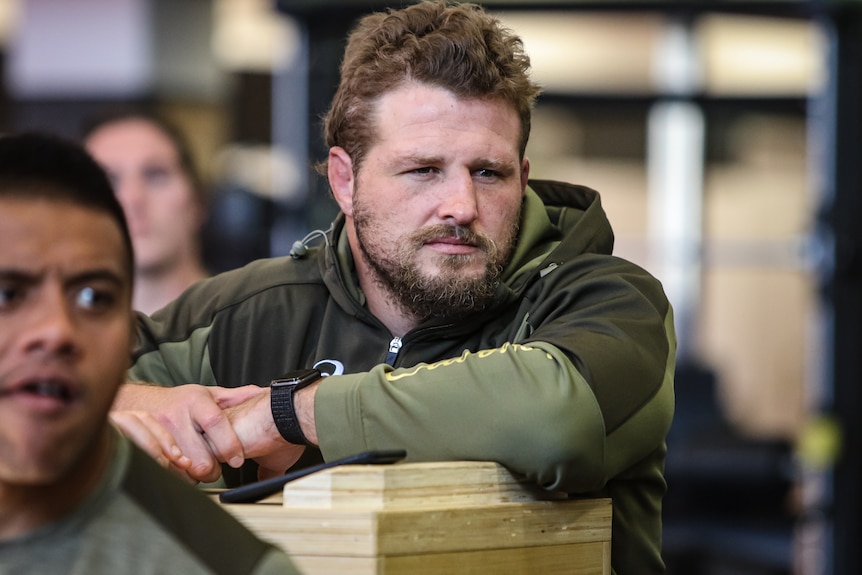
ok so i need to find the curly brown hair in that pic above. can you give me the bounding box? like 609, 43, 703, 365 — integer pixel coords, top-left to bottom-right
319, 0, 542, 176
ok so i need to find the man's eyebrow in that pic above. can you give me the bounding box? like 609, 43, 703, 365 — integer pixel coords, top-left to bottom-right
393, 154, 444, 167
391, 155, 515, 171
67, 268, 126, 287
476, 157, 513, 168
0, 269, 38, 282
0, 268, 125, 286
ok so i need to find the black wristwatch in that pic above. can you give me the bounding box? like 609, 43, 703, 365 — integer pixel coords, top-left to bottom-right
270, 368, 322, 445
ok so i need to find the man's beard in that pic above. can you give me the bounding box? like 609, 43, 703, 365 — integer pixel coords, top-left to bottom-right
354, 202, 520, 323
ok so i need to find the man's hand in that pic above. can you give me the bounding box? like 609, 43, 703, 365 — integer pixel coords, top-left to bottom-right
222, 384, 321, 480
112, 383, 251, 483
109, 411, 196, 482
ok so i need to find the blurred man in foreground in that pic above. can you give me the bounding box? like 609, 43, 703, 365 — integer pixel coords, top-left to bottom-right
0, 132, 298, 575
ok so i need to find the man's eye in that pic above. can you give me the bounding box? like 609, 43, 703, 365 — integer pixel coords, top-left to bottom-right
142, 166, 172, 187
76, 286, 115, 310
0, 285, 22, 309
475, 168, 501, 179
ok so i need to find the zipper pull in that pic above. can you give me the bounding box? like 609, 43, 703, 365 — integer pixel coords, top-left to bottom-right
385, 337, 403, 366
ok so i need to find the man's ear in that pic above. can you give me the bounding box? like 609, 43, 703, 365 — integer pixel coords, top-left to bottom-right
520, 157, 530, 192
328, 147, 355, 216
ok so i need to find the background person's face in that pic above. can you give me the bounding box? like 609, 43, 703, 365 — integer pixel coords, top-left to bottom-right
347, 83, 528, 319
85, 119, 203, 277
0, 198, 132, 487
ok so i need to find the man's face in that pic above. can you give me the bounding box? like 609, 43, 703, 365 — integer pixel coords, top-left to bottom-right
85, 119, 203, 278
0, 197, 132, 487
343, 83, 529, 321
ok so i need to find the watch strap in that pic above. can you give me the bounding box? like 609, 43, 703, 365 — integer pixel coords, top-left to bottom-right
270, 369, 321, 445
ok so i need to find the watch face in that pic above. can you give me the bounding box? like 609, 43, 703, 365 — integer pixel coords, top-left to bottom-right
271, 368, 321, 387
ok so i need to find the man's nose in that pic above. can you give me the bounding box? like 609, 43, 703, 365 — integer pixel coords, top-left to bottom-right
437, 172, 479, 225
22, 290, 79, 358
116, 177, 146, 214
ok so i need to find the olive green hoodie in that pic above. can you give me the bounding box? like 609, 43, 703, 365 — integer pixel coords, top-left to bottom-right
130, 180, 676, 574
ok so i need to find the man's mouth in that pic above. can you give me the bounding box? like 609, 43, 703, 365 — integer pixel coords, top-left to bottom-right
22, 380, 75, 401
416, 224, 485, 250
428, 236, 476, 247
0, 378, 77, 405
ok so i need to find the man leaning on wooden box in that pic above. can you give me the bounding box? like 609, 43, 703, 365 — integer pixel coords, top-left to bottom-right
111, 2, 677, 573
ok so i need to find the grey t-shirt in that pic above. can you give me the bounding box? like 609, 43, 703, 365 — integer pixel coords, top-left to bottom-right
0, 432, 299, 575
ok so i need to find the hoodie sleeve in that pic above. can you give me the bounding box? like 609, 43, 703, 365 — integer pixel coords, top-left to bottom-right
315, 255, 676, 493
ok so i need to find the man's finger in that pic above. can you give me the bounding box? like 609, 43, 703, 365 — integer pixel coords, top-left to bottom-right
189, 404, 246, 470
109, 411, 190, 469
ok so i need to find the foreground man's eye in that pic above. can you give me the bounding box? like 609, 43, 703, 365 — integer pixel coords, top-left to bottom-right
0, 283, 24, 310
76, 286, 116, 311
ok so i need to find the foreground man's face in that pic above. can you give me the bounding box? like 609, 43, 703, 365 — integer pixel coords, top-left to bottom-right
0, 197, 131, 488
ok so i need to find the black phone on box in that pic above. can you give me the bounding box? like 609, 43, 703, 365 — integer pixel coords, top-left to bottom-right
218, 449, 407, 504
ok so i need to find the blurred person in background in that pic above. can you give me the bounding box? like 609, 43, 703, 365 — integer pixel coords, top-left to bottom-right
83, 110, 208, 315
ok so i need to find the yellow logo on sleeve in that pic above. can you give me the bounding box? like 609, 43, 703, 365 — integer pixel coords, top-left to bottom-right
385, 342, 546, 381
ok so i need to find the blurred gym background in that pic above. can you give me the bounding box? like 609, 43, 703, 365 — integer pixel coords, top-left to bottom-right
0, 1, 859, 573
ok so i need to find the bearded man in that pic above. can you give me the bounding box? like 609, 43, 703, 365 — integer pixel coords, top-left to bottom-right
112, 2, 676, 573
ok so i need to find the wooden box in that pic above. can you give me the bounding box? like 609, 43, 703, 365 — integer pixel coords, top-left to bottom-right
219, 461, 611, 574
